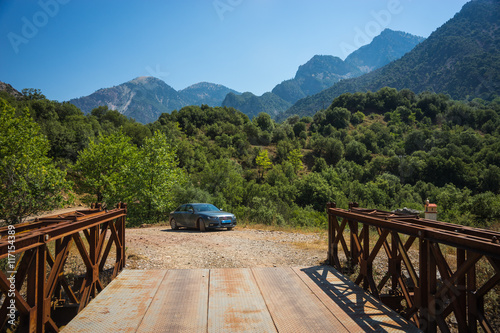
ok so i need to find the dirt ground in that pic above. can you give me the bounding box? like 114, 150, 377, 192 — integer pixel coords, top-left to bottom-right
29, 208, 500, 332
34, 206, 329, 270
124, 225, 328, 269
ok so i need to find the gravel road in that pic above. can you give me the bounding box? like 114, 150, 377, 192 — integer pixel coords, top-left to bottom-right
125, 226, 328, 269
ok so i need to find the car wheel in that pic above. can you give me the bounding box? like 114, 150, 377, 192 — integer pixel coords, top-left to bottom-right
170, 218, 178, 230
198, 218, 206, 232
227, 227, 233, 231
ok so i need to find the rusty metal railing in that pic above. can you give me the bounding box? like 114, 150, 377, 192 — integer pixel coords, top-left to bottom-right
327, 202, 500, 333
0, 203, 127, 333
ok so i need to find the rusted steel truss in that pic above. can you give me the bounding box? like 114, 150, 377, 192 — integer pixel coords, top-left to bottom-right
0, 203, 127, 333
327, 202, 500, 333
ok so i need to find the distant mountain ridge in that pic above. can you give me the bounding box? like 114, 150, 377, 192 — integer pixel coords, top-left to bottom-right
180, 82, 240, 107
223, 29, 424, 115
344, 29, 427, 73
69, 77, 240, 124
271, 55, 359, 105
68, 28, 423, 124
281, 0, 500, 120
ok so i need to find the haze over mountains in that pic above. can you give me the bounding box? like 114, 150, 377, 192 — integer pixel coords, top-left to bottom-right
12, 0, 499, 125
281, 0, 500, 120
68, 29, 424, 124
223, 29, 424, 118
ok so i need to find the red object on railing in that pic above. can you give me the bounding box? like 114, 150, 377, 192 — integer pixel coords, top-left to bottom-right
327, 202, 500, 333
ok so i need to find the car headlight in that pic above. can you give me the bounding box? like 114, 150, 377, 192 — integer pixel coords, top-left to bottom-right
207, 216, 218, 220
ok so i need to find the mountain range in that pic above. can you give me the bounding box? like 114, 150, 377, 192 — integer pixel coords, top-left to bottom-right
69, 78, 240, 124
280, 0, 500, 120
222, 29, 424, 118
68, 28, 424, 123
7, 0, 498, 125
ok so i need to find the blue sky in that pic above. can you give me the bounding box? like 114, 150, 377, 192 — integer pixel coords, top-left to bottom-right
0, 0, 470, 102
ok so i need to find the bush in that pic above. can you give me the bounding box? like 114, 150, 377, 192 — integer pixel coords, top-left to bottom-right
289, 206, 326, 228
248, 197, 285, 225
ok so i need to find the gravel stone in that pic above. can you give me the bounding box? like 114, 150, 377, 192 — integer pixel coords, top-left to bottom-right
124, 226, 327, 269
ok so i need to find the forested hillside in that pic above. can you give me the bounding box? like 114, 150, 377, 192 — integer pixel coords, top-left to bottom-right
282, 0, 500, 120
2, 86, 499, 228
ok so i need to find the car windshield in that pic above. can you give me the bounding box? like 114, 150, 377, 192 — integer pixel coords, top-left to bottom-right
194, 204, 219, 212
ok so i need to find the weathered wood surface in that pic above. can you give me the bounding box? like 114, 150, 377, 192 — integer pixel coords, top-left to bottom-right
62, 266, 420, 332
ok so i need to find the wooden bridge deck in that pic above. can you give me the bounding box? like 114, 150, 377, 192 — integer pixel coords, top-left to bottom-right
62, 266, 420, 332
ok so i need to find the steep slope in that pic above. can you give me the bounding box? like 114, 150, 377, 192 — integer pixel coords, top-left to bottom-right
69, 77, 240, 124
344, 29, 425, 73
70, 77, 184, 124
272, 55, 359, 104
0, 81, 23, 99
224, 29, 424, 117
283, 0, 500, 120
273, 30, 424, 105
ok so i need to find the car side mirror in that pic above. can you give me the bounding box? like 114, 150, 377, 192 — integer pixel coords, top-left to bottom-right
188, 208, 194, 213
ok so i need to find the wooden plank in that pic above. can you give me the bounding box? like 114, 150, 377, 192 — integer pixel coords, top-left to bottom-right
63, 267, 421, 333
136, 269, 209, 332
292, 266, 366, 332
61, 270, 166, 332
208, 268, 277, 332
294, 266, 420, 332
252, 267, 349, 332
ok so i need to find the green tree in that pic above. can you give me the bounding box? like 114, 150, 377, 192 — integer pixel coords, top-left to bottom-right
123, 122, 152, 147
254, 112, 275, 132
481, 165, 500, 194
325, 107, 351, 129
197, 158, 245, 209
276, 140, 296, 163
288, 149, 304, 173
470, 192, 500, 220
324, 138, 344, 166
312, 157, 328, 172
255, 149, 272, 179
21, 88, 46, 101
293, 121, 307, 137
127, 131, 186, 224
0, 99, 71, 224
74, 131, 138, 205
296, 172, 343, 211
351, 111, 365, 125
345, 140, 369, 165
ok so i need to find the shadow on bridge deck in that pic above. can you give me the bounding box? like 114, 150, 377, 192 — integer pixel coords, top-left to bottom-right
62, 266, 420, 332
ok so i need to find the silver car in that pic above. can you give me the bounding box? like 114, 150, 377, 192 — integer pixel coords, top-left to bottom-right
169, 203, 237, 231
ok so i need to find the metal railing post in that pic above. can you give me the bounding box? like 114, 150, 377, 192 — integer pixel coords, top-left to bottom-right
325, 204, 500, 332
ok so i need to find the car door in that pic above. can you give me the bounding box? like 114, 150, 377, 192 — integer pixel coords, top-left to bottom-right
184, 204, 196, 227
174, 205, 187, 227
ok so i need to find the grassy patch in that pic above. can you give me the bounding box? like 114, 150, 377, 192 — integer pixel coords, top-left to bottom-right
290, 238, 328, 252
238, 220, 327, 234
